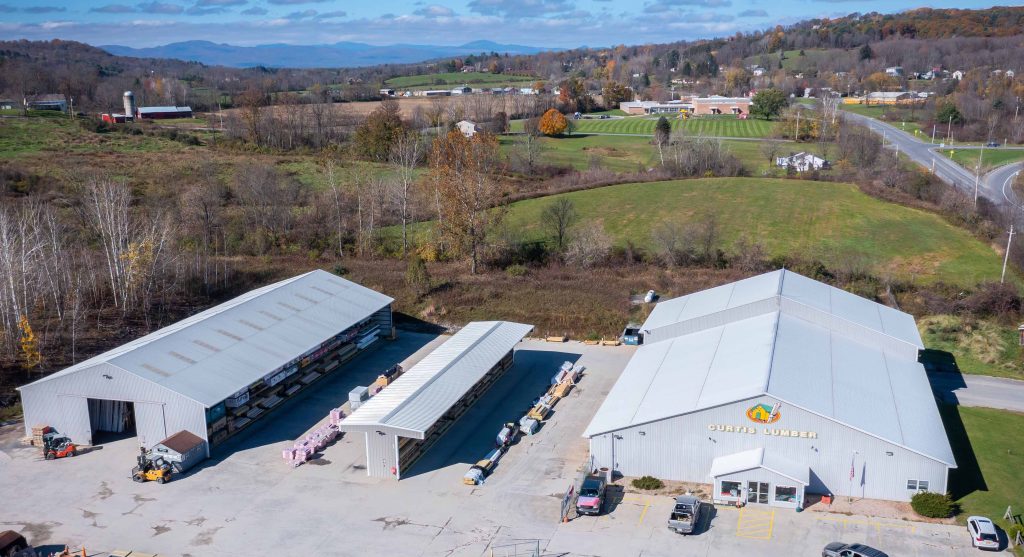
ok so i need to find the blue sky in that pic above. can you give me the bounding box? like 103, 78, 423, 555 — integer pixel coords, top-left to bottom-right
0, 1, 1005, 48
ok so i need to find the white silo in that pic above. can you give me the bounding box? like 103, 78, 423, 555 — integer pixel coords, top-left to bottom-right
123, 91, 136, 121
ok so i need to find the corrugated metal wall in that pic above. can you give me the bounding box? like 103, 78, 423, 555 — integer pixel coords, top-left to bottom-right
588, 396, 949, 502
19, 362, 207, 452
365, 431, 399, 478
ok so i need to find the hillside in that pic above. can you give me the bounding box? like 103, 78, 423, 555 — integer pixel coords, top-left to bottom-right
103, 40, 559, 69
405, 178, 1007, 287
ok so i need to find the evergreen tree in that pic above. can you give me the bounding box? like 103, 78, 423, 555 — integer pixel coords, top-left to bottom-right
859, 43, 874, 60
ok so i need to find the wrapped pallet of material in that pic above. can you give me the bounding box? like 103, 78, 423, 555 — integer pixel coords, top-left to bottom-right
521, 418, 540, 435
527, 402, 551, 422
349, 386, 369, 410
552, 381, 573, 398
569, 364, 585, 382
463, 465, 486, 485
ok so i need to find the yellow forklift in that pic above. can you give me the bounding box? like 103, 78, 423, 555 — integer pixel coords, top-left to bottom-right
131, 447, 172, 484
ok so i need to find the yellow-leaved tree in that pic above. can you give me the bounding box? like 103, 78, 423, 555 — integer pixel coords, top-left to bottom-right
538, 108, 568, 136
19, 315, 41, 371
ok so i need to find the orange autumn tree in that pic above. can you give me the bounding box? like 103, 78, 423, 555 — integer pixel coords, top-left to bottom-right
428, 130, 505, 274
538, 108, 568, 136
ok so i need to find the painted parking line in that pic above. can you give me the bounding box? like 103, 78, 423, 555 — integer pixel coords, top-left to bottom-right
736, 507, 775, 540
816, 515, 917, 534
637, 501, 650, 526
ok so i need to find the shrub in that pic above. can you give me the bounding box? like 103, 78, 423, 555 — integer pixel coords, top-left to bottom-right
631, 476, 664, 490
505, 264, 528, 278
910, 491, 955, 518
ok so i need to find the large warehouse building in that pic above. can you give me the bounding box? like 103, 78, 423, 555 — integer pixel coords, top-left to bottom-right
18, 270, 393, 456
339, 320, 533, 479
584, 270, 956, 506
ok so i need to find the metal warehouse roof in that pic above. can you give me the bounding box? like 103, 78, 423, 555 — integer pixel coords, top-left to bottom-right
584, 270, 956, 467
338, 321, 533, 439
19, 270, 393, 407
641, 269, 922, 348
138, 106, 192, 113
709, 448, 810, 485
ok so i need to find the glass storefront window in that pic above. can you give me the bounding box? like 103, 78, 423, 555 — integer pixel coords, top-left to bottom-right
721, 481, 741, 498
775, 485, 797, 503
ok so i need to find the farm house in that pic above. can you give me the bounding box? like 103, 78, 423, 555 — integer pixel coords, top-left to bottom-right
584, 270, 956, 505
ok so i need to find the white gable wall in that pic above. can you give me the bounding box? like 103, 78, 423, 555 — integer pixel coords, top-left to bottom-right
19, 362, 207, 451
588, 396, 949, 502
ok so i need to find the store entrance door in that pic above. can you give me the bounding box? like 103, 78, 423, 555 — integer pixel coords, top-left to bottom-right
747, 481, 769, 505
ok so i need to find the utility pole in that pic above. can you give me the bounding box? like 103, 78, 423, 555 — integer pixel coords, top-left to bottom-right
931, 124, 936, 144
975, 142, 985, 209
795, 108, 800, 141
947, 114, 953, 145
1002, 225, 1015, 284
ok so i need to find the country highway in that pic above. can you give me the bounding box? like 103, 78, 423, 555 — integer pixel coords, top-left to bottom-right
929, 372, 1024, 413
843, 111, 1024, 207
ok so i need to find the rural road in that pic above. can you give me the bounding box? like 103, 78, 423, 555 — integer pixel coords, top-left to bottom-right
844, 111, 1024, 207
929, 372, 1024, 412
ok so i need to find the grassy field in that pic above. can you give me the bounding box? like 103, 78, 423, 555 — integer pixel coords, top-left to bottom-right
512, 115, 773, 138
948, 148, 1024, 172
920, 315, 1024, 380
840, 104, 927, 134
409, 178, 1006, 286
384, 72, 534, 90
0, 116, 197, 159
945, 404, 1024, 549
499, 134, 794, 174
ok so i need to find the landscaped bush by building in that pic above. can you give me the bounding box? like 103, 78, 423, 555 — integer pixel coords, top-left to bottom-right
910, 491, 956, 518
631, 476, 664, 490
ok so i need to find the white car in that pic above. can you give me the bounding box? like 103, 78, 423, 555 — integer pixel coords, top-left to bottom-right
967, 516, 999, 550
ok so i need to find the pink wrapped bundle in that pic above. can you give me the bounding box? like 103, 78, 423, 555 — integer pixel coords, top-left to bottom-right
282, 448, 295, 461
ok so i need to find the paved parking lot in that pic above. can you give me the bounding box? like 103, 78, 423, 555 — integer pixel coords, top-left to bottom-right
0, 333, 988, 556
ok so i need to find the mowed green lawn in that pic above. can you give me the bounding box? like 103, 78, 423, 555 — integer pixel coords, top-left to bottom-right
384, 72, 534, 89
945, 405, 1024, 542
511, 116, 773, 138
949, 148, 1024, 172
492, 178, 1004, 285
499, 134, 794, 174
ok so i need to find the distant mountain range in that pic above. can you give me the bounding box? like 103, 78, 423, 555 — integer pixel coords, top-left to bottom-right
100, 40, 561, 68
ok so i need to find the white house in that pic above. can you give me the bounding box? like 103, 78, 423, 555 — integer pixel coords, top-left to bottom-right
885, 66, 904, 77
456, 120, 478, 137
952, 70, 964, 80
776, 152, 828, 172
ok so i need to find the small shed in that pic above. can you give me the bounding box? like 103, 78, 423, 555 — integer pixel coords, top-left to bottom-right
150, 430, 207, 473
456, 120, 478, 137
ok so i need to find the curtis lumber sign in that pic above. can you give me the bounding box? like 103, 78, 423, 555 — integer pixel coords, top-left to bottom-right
706, 424, 818, 438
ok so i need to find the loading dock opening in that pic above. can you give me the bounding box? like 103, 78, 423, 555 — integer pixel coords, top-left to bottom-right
88, 398, 136, 443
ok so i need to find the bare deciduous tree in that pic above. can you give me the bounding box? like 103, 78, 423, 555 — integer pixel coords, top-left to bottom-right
541, 198, 578, 252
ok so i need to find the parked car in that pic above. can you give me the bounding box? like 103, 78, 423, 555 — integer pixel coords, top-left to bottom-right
967, 516, 1000, 550
985, 142, 1001, 148
667, 495, 705, 534
576, 475, 607, 516
0, 530, 28, 557
821, 542, 889, 557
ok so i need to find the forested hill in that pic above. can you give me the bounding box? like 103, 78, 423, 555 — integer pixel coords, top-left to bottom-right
779, 7, 1024, 45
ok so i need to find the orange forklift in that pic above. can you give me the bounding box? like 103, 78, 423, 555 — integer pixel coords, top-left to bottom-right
42, 431, 77, 460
